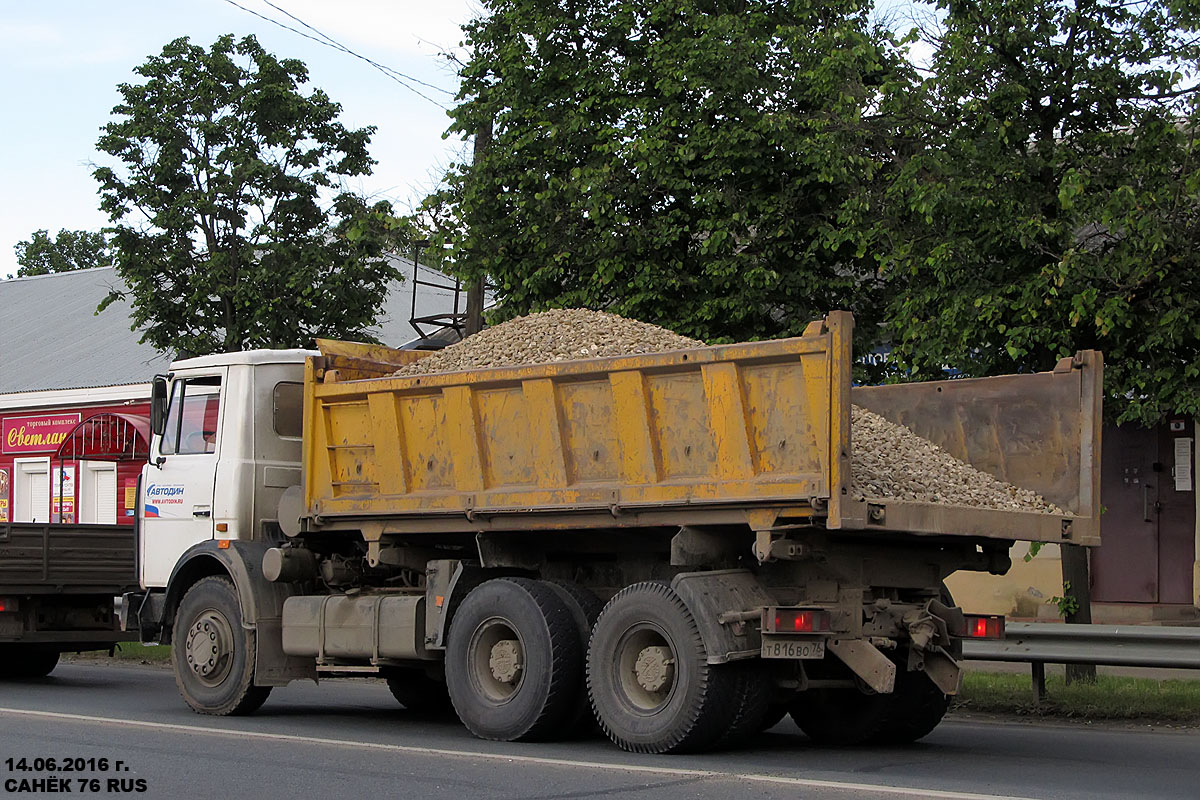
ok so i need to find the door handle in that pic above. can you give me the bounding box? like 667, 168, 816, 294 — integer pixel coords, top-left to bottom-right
193, 508, 211, 518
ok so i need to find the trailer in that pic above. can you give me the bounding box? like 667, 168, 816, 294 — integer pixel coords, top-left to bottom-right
124, 311, 1102, 753
0, 522, 137, 677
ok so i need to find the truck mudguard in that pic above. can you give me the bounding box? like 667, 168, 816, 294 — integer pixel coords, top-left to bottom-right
670, 570, 776, 664
160, 540, 314, 685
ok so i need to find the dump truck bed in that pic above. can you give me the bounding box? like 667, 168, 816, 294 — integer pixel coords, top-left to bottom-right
303, 312, 1100, 545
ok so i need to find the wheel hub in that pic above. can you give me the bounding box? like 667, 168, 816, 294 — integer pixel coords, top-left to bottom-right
489, 639, 523, 684
634, 645, 675, 692
184, 610, 234, 687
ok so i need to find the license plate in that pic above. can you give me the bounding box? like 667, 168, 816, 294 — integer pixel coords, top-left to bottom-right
760, 637, 826, 660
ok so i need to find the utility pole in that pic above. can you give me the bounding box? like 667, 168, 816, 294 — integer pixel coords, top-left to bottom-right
1061, 545, 1097, 684
464, 116, 492, 337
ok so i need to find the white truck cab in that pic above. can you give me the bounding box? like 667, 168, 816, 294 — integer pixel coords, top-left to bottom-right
141, 350, 312, 589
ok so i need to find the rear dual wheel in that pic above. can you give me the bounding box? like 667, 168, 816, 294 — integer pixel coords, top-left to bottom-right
545, 581, 604, 735
385, 668, 455, 716
875, 668, 951, 744
586, 582, 750, 754
444, 578, 583, 741
446, 578, 771, 752
789, 665, 949, 746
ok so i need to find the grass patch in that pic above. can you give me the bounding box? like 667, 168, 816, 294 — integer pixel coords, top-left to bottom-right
60, 642, 171, 665
111, 642, 172, 663
956, 671, 1200, 724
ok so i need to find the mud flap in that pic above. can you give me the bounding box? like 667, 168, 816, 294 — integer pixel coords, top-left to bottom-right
828, 638, 896, 694
670, 569, 776, 664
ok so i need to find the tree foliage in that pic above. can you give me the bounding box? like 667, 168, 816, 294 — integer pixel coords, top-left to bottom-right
422, 0, 910, 348
880, 0, 1200, 424
426, 0, 1200, 421
10, 229, 113, 278
94, 34, 399, 356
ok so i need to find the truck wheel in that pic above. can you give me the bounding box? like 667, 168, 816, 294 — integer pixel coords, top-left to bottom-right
864, 584, 953, 743
171, 576, 271, 716
789, 688, 892, 746
385, 668, 454, 716
713, 662, 772, 750
0, 645, 60, 679
587, 582, 739, 754
445, 578, 582, 741
544, 580, 604, 735
874, 669, 950, 744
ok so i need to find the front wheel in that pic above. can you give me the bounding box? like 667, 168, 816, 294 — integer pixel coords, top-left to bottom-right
171, 576, 270, 716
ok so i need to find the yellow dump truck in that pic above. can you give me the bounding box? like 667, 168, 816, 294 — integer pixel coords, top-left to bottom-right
126, 311, 1101, 754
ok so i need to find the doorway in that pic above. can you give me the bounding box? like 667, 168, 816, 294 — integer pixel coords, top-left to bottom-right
79, 460, 118, 525
1092, 420, 1196, 603
12, 457, 50, 523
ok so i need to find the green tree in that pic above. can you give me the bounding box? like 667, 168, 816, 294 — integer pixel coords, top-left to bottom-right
10, 228, 112, 278
422, 0, 912, 348
94, 34, 399, 356
880, 0, 1200, 424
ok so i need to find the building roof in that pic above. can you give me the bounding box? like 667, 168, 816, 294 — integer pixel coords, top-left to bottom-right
0, 256, 464, 394
0, 267, 169, 393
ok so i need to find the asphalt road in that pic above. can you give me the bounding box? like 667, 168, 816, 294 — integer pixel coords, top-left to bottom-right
1, 662, 1195, 800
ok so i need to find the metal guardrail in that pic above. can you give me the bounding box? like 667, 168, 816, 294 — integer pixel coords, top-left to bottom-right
962, 622, 1200, 670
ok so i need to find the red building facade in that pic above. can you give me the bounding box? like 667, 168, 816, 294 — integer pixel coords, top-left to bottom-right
0, 386, 150, 526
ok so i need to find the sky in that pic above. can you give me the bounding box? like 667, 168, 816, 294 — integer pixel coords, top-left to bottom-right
0, 0, 480, 278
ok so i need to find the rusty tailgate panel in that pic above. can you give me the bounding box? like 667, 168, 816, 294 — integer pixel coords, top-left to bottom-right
851, 351, 1102, 545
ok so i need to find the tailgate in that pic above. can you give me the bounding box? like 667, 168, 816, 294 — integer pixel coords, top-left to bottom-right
0, 523, 138, 592
847, 351, 1103, 546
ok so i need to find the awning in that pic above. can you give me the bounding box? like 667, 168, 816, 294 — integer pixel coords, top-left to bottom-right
53, 412, 151, 462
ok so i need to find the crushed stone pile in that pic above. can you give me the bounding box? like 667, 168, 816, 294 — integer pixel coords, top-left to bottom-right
849, 406, 1063, 514
393, 309, 703, 376
394, 309, 1062, 514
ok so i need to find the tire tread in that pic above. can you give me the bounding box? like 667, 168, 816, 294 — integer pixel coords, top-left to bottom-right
588, 581, 739, 755
171, 575, 270, 717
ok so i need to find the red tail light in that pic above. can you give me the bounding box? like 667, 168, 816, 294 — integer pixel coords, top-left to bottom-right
0, 598, 15, 613
771, 608, 832, 633
963, 614, 1005, 639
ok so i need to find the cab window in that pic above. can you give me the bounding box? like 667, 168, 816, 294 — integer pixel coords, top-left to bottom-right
273, 382, 303, 439
160, 376, 222, 455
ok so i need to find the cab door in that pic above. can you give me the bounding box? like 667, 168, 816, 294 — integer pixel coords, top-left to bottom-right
140, 370, 224, 588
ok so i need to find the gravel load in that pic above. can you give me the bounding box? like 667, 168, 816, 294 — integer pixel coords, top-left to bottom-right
849, 406, 1063, 514
393, 309, 703, 377
394, 309, 1061, 514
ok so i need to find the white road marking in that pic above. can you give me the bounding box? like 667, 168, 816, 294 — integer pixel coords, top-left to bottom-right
0, 706, 1040, 800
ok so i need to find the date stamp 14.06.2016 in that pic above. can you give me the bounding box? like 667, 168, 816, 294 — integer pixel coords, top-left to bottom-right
4, 757, 146, 794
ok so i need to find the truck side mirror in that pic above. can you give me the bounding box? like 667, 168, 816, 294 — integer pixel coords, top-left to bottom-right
151, 376, 169, 437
